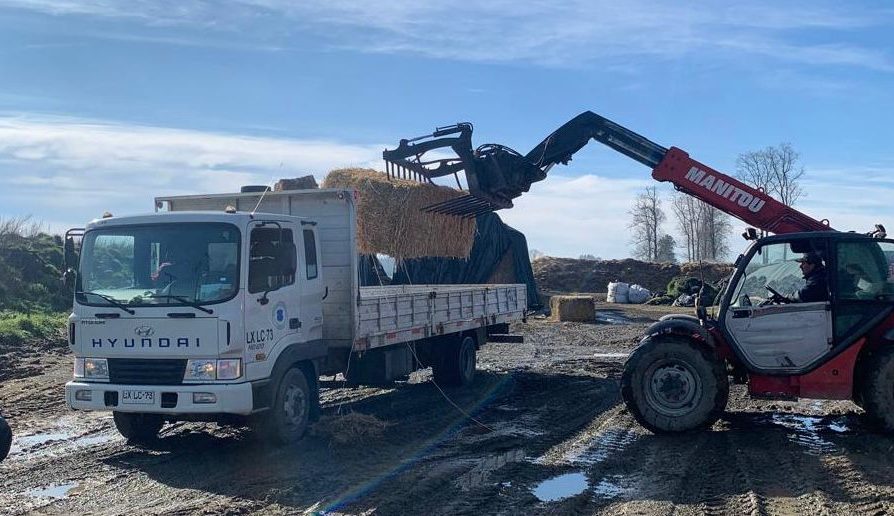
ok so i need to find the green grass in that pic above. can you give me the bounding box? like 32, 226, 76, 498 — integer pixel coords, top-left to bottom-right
0, 311, 67, 347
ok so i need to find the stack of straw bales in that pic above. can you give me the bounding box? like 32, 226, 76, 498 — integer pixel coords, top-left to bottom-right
550, 295, 595, 322
322, 168, 476, 259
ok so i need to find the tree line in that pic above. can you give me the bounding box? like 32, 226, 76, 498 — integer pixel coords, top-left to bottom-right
629, 143, 806, 263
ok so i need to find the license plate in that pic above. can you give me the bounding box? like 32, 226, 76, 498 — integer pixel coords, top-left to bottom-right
122, 390, 155, 405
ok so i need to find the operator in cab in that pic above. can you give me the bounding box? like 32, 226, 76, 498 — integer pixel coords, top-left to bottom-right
794, 252, 829, 302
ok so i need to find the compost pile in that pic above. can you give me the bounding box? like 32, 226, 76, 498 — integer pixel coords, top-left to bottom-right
534, 257, 733, 294
322, 168, 476, 259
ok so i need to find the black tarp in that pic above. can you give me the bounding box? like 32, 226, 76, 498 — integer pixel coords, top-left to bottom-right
359, 213, 540, 309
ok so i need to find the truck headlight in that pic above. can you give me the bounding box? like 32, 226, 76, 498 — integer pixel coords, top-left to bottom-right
216, 359, 242, 380
185, 359, 216, 381
74, 357, 84, 378
184, 359, 242, 381
84, 358, 109, 380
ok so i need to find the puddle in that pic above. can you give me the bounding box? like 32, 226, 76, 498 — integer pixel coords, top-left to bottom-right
769, 414, 837, 455
592, 353, 628, 358
829, 420, 850, 433
594, 312, 630, 325
9, 421, 117, 459
12, 432, 72, 449
533, 472, 588, 501
457, 449, 526, 491
27, 482, 79, 500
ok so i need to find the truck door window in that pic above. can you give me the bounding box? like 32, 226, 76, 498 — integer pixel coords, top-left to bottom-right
249, 228, 296, 293
303, 229, 318, 280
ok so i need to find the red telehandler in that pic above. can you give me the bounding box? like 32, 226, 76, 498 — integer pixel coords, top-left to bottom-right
384, 111, 894, 433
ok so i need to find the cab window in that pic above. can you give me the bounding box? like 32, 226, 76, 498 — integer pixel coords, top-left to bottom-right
303, 229, 318, 280
729, 241, 806, 307
835, 241, 894, 301
248, 227, 296, 294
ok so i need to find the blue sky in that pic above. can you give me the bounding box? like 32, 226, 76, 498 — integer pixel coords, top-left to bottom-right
1, 1, 893, 259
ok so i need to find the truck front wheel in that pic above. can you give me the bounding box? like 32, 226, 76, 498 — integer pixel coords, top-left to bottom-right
433, 335, 477, 387
861, 346, 894, 431
113, 412, 164, 444
621, 337, 728, 433
254, 367, 312, 445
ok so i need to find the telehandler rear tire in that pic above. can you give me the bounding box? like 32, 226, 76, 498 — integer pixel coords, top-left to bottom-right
861, 346, 894, 432
113, 412, 164, 444
621, 337, 728, 433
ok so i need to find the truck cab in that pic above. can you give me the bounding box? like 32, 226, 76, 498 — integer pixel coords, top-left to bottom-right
65, 210, 325, 442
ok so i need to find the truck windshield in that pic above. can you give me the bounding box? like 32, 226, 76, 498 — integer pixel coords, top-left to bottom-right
77, 223, 240, 307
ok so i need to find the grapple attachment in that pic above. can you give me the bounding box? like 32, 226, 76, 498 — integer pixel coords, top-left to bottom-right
382, 123, 530, 217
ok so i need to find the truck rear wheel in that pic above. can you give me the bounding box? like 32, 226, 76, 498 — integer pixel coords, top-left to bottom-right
254, 367, 312, 445
861, 346, 894, 431
0, 415, 11, 462
621, 337, 728, 433
113, 412, 164, 444
433, 335, 477, 387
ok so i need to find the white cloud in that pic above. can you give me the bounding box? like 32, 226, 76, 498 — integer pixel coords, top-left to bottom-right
0, 114, 383, 231
498, 173, 657, 259
2, 0, 891, 70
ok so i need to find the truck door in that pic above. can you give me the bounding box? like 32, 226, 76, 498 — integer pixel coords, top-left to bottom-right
724, 239, 833, 371
243, 221, 303, 366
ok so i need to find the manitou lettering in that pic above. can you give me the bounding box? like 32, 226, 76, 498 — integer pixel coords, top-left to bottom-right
91, 337, 200, 348
685, 167, 766, 213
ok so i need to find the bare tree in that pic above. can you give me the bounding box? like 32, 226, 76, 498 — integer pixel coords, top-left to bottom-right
696, 203, 731, 261
529, 249, 546, 261
629, 187, 666, 261
578, 254, 599, 261
736, 143, 805, 206
672, 194, 731, 262
672, 194, 701, 262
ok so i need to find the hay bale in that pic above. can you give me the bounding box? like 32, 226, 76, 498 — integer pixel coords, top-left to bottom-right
275, 176, 318, 191
550, 295, 595, 322
322, 168, 476, 259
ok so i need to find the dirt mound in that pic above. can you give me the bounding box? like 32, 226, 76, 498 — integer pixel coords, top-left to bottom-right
534, 257, 733, 294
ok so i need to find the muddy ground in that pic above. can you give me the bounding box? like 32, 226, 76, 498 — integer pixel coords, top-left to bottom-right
2, 303, 894, 515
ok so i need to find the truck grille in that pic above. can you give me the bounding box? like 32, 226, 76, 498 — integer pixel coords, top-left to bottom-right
108, 359, 187, 385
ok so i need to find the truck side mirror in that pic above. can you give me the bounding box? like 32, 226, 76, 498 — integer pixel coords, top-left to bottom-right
64, 236, 79, 268
62, 268, 77, 293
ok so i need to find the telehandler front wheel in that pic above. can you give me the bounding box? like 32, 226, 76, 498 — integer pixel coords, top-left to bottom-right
861, 346, 894, 432
621, 337, 728, 433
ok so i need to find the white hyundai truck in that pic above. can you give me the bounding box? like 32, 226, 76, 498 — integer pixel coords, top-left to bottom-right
64, 188, 526, 444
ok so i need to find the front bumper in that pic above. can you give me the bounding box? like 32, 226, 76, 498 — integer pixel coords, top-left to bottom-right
65, 380, 254, 415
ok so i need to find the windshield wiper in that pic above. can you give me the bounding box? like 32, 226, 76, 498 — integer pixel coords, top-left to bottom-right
145, 293, 214, 314
76, 291, 136, 315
